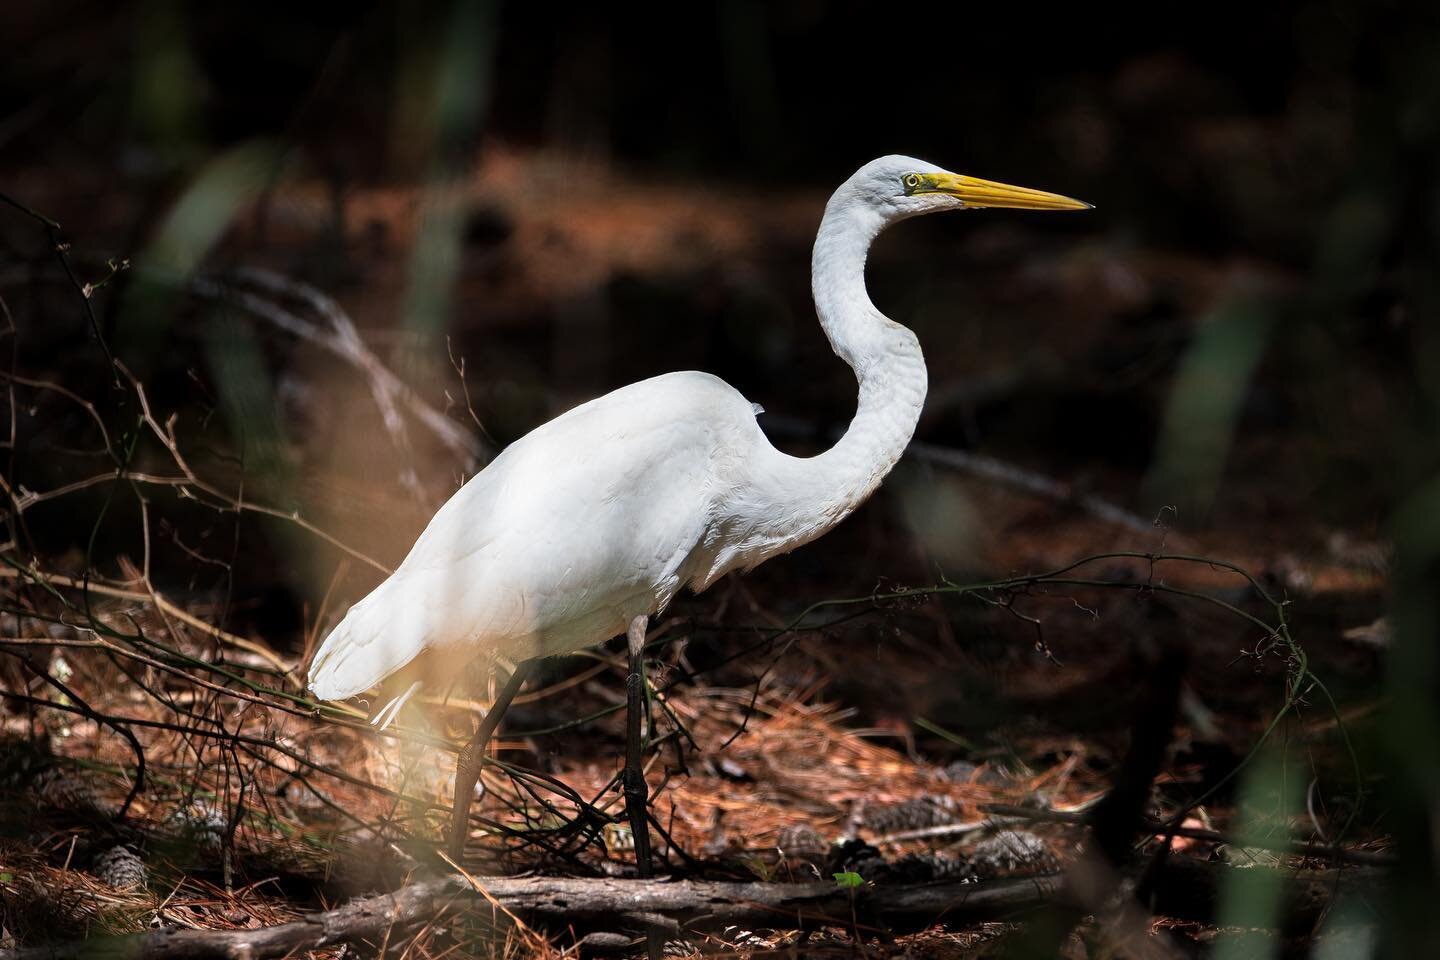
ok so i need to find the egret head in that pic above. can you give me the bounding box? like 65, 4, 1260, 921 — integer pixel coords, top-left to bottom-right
835, 155, 1091, 223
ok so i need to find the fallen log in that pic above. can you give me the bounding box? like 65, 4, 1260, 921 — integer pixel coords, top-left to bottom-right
1, 860, 1379, 960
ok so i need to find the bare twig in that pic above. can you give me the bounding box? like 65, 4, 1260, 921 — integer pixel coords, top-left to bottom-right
0, 191, 120, 381
114, 359, 392, 575
6, 651, 145, 817
0, 564, 292, 673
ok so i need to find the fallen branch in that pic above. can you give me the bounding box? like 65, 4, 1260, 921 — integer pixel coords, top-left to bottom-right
906, 441, 1155, 535
0, 860, 1381, 960
191, 268, 488, 479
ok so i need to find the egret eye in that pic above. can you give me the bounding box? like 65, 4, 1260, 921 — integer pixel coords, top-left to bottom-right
902, 173, 921, 193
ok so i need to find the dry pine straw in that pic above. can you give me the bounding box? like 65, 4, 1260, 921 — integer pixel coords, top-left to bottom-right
0, 851, 307, 941
552, 685, 1096, 864
0, 597, 1110, 956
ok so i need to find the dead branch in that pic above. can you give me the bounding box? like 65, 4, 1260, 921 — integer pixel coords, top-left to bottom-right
906, 440, 1155, 535
0, 859, 1381, 960
191, 268, 488, 476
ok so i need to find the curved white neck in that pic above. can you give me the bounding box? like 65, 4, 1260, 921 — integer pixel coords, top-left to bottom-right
808, 197, 927, 502
719, 194, 927, 573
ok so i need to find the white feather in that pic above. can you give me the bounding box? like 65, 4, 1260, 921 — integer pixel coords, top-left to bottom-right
370, 680, 421, 730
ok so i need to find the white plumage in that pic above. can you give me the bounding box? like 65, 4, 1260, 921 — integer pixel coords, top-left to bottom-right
307, 155, 1088, 713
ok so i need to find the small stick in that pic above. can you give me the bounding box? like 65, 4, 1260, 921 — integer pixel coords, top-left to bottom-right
870, 819, 993, 845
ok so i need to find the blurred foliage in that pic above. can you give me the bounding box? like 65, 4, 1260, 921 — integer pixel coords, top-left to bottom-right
118, 141, 279, 370
203, 311, 293, 491
1211, 747, 1302, 958
399, 0, 495, 359
129, 0, 203, 165
1147, 296, 1275, 520
1385, 481, 1440, 954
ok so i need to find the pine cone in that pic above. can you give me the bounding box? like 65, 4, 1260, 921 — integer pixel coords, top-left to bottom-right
889, 851, 978, 883
92, 845, 148, 890
775, 824, 827, 863
970, 829, 1055, 876
860, 795, 958, 836
166, 801, 229, 855
33, 767, 104, 813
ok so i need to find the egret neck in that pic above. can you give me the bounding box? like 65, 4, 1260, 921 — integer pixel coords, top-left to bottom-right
740, 187, 928, 560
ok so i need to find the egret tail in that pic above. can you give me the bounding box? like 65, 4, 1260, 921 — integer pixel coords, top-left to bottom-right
307, 573, 439, 701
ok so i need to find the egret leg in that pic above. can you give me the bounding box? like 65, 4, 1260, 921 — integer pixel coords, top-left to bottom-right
448, 659, 535, 861
624, 614, 654, 877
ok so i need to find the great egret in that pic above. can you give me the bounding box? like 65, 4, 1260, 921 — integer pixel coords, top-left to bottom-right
307, 155, 1089, 869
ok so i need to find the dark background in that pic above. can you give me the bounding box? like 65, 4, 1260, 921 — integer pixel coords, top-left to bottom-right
5, 0, 1438, 518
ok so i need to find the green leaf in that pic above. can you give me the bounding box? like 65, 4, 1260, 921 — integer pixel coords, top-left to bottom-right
833, 871, 863, 889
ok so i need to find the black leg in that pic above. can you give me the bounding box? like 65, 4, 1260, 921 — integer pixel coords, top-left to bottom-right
449, 659, 535, 861
623, 614, 654, 878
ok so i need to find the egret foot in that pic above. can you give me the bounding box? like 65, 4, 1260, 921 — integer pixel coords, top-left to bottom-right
623, 614, 654, 878
448, 659, 535, 861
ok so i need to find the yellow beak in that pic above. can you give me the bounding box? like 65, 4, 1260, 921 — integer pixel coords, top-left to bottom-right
915, 172, 1092, 211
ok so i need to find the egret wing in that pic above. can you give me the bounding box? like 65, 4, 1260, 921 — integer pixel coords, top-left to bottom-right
307, 372, 755, 700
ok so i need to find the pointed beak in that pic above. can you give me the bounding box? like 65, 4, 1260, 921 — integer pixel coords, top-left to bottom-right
915, 172, 1092, 211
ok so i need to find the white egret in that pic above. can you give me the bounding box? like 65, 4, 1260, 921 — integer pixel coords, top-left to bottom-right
307, 155, 1089, 868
